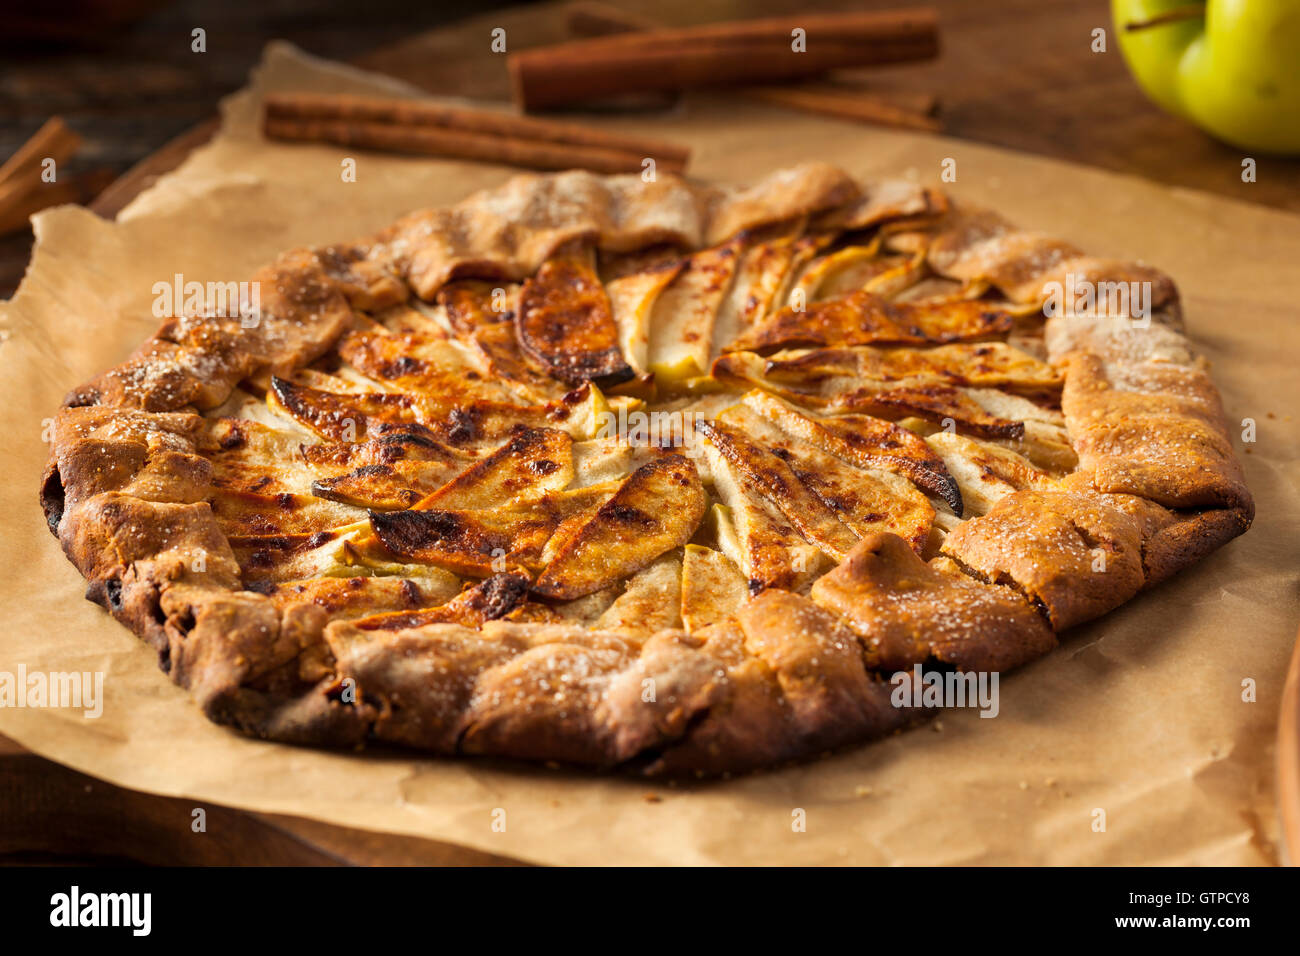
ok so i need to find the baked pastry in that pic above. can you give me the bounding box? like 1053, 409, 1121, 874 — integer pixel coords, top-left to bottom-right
39, 163, 1252, 773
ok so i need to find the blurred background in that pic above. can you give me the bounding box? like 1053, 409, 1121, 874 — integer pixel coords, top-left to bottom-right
2, 0, 1297, 298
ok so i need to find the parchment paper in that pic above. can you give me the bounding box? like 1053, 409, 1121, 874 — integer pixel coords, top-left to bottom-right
1, 42, 1296, 865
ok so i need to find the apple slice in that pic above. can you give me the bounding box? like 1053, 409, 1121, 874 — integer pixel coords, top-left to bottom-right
594, 553, 683, 635
368, 481, 619, 577
606, 260, 684, 376
711, 235, 801, 355
701, 444, 827, 593
739, 389, 962, 515
729, 288, 1013, 353
516, 244, 633, 388
413, 426, 574, 511
646, 238, 743, 387
351, 572, 533, 631
435, 280, 559, 402
680, 544, 749, 633
923, 431, 1053, 517
717, 404, 934, 553
696, 418, 859, 561
531, 453, 706, 600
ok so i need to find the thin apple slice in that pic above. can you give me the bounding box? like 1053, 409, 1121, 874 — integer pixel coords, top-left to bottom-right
923, 431, 1053, 517
680, 544, 749, 633
351, 573, 534, 631
785, 242, 891, 303
717, 404, 935, 553
269, 376, 418, 441
711, 349, 1036, 440
594, 553, 683, 635
696, 418, 859, 561
739, 389, 962, 515
701, 445, 827, 593
606, 260, 684, 375
757, 342, 1061, 391
368, 481, 619, 578
209, 488, 365, 537
711, 235, 801, 355
646, 238, 743, 387
728, 289, 1013, 353
531, 453, 706, 600
413, 426, 574, 511
517, 243, 633, 388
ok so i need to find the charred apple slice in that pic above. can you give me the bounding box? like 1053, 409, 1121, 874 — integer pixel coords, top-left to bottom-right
696, 418, 860, 560
728, 288, 1012, 353
351, 573, 534, 630
739, 389, 963, 515
413, 426, 574, 511
269, 376, 418, 442
531, 453, 706, 600
436, 280, 560, 401
368, 481, 619, 578
716, 404, 934, 553
516, 244, 633, 388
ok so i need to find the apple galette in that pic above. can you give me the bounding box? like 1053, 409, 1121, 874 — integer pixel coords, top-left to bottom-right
40, 163, 1252, 773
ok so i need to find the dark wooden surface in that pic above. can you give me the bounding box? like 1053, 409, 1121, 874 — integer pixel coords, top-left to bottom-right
4, 0, 1298, 866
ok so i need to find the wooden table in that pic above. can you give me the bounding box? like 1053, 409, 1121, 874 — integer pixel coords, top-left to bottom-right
5, 0, 1297, 865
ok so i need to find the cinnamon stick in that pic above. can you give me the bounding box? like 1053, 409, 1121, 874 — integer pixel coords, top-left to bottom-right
511, 8, 940, 111
264, 92, 690, 171
0, 117, 82, 189
562, 3, 942, 133
264, 116, 683, 175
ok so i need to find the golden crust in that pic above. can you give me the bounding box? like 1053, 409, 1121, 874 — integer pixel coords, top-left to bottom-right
940, 489, 1146, 631
39, 163, 1251, 775
811, 533, 1056, 672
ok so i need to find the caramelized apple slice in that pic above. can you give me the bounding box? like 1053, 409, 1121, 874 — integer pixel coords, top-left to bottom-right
923, 431, 1053, 516
413, 426, 574, 511
368, 482, 619, 577
269, 376, 418, 441
696, 418, 860, 560
209, 488, 365, 537
729, 289, 1012, 353
437, 281, 559, 400
531, 453, 706, 600
740, 389, 962, 515
351, 573, 532, 630
712, 235, 801, 353
702, 449, 826, 593
517, 244, 633, 388
717, 404, 934, 553
606, 260, 684, 375
680, 544, 749, 632
594, 553, 683, 635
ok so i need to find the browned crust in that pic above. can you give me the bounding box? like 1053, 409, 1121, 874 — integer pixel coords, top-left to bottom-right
38, 164, 1252, 775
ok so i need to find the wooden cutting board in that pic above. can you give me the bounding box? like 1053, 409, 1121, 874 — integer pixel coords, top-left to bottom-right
7, 0, 1298, 866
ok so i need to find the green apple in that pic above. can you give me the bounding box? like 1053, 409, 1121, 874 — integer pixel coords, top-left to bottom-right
1113, 0, 1300, 154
